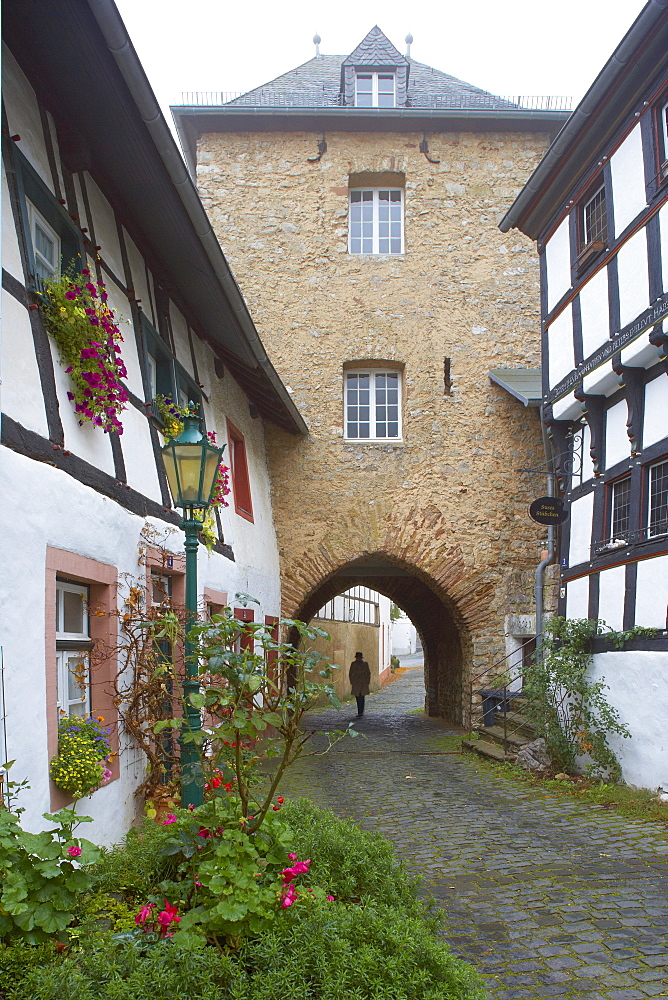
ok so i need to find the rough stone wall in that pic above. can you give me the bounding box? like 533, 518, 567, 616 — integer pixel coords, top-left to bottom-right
307, 620, 383, 702
197, 127, 554, 719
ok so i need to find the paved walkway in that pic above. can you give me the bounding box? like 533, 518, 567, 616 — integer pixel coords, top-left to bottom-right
280, 666, 668, 999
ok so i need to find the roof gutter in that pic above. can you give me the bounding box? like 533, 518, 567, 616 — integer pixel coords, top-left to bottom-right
499, 0, 668, 234
85, 0, 308, 435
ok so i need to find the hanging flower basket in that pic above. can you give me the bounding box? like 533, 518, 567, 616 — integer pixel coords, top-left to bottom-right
39, 268, 129, 433
50, 715, 113, 799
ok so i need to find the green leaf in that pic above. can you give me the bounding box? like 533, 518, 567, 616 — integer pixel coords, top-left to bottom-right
189, 692, 206, 710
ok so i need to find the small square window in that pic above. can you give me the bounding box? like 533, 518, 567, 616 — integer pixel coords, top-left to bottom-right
349, 188, 403, 255
648, 460, 668, 537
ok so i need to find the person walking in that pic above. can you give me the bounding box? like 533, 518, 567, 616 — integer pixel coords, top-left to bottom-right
349, 651, 371, 717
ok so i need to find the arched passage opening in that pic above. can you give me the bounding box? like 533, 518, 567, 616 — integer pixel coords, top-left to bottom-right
290, 553, 470, 724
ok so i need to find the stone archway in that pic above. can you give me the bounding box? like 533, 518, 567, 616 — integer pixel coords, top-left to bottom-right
279, 500, 513, 726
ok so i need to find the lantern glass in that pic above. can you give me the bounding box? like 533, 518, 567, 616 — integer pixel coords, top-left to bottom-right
162, 416, 224, 508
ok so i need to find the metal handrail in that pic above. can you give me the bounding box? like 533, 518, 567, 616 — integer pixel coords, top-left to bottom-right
467, 635, 542, 755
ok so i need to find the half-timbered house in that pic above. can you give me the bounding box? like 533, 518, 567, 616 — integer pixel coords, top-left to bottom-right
1, 0, 305, 842
501, 0, 668, 790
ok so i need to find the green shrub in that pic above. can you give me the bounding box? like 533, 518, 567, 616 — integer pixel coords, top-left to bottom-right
89, 820, 176, 899
281, 799, 421, 914
4, 902, 484, 1000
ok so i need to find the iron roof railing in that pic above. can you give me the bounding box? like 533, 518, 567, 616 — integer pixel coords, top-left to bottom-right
178, 91, 572, 112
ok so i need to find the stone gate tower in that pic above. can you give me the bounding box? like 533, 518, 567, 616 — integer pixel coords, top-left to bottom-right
172, 28, 569, 723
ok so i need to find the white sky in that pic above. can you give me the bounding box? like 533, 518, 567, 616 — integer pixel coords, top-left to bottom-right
114, 0, 647, 120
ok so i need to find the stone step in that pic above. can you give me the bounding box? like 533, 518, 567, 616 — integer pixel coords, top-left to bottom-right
492, 711, 536, 738
478, 725, 530, 750
462, 738, 516, 763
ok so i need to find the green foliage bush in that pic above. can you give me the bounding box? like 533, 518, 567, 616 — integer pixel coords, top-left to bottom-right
281, 799, 421, 913
3, 901, 484, 1000
89, 819, 175, 899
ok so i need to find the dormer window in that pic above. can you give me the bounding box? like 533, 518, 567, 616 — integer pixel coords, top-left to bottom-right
355, 72, 395, 108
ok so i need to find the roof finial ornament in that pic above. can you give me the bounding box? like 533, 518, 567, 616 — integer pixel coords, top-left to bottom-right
313, 33, 321, 57
405, 33, 413, 59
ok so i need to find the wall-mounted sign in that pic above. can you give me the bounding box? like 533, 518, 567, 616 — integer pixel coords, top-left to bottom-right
545, 292, 668, 405
529, 496, 569, 525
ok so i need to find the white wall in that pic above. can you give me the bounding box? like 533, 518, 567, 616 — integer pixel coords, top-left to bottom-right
545, 217, 571, 312
604, 399, 630, 470
610, 125, 647, 237
547, 303, 574, 388
635, 555, 668, 629
566, 575, 589, 619
392, 611, 418, 655
590, 650, 668, 790
569, 492, 594, 566
643, 375, 668, 449
579, 265, 609, 358
617, 228, 649, 329
598, 565, 626, 630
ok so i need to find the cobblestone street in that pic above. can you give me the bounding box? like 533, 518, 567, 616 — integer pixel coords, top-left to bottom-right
280, 665, 668, 999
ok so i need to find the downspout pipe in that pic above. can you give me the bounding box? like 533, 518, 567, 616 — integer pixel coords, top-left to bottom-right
535, 408, 556, 655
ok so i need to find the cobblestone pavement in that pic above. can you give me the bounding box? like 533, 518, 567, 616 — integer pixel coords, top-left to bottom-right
279, 667, 668, 999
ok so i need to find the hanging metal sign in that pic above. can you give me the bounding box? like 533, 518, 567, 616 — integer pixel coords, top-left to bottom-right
529, 496, 569, 525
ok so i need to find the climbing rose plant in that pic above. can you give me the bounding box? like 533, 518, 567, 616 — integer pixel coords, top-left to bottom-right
39, 268, 128, 433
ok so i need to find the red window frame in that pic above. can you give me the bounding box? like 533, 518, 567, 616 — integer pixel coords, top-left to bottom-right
227, 419, 254, 522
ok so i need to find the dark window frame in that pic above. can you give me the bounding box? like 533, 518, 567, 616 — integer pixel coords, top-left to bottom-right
647, 458, 668, 538
607, 474, 632, 541
142, 314, 202, 419
13, 146, 83, 289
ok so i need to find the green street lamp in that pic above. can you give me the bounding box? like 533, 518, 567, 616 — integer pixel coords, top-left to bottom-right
161, 414, 226, 808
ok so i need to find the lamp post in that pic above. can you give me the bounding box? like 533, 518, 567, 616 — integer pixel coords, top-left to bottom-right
161, 414, 226, 808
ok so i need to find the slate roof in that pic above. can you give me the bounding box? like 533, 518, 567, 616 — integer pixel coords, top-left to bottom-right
342, 25, 408, 68
225, 55, 519, 110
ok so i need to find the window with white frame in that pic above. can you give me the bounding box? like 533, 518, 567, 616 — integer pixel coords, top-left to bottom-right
55, 581, 91, 720
27, 201, 61, 281
349, 189, 403, 255
648, 460, 668, 537
660, 99, 668, 168
355, 72, 395, 108
345, 370, 401, 440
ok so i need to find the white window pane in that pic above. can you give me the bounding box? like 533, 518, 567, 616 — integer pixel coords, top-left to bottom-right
35, 222, 56, 265
63, 590, 85, 634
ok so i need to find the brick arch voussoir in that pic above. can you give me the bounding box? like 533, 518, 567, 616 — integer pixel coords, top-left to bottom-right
280, 501, 495, 636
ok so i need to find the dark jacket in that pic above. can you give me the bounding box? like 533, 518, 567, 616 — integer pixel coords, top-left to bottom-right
349, 658, 371, 696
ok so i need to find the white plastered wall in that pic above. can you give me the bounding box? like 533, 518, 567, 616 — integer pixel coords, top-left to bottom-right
610, 124, 647, 237
568, 491, 594, 566
660, 203, 668, 294
545, 216, 571, 312
617, 227, 649, 328
579, 265, 609, 358
643, 374, 668, 449
604, 399, 630, 470
598, 564, 626, 630
635, 555, 668, 629
547, 302, 574, 389
566, 575, 589, 618
589, 650, 668, 790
